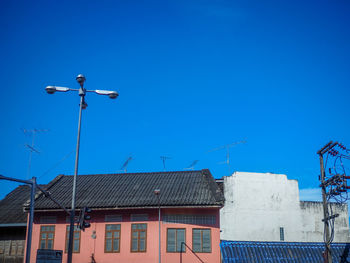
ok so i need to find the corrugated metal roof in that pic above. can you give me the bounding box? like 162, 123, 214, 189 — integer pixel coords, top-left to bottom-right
0, 185, 30, 224
221, 241, 350, 263
0, 183, 48, 224
34, 169, 224, 210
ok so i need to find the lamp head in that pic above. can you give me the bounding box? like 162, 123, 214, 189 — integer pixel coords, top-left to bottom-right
108, 91, 119, 99
95, 90, 119, 99
76, 74, 86, 85
45, 86, 56, 94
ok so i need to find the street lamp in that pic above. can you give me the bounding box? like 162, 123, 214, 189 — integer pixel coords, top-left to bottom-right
45, 74, 118, 263
154, 189, 161, 263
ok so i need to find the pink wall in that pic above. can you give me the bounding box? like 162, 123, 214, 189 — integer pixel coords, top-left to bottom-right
28, 208, 221, 263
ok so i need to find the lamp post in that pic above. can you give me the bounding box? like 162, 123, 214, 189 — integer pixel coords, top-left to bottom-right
154, 189, 161, 263
45, 74, 118, 263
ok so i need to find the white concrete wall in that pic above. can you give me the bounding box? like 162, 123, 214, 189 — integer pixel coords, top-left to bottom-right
300, 201, 349, 242
220, 171, 350, 242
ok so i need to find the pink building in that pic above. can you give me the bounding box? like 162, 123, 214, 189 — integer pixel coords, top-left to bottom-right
27, 170, 224, 263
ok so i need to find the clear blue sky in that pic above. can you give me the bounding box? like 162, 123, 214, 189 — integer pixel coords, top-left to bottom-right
0, 0, 349, 200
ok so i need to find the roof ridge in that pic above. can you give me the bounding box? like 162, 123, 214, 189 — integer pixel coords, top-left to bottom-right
23, 174, 64, 208
63, 170, 204, 177
0, 185, 29, 203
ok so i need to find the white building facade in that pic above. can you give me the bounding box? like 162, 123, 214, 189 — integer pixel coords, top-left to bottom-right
220, 171, 350, 242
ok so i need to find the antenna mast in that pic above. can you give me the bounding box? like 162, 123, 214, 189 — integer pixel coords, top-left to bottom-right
120, 156, 133, 173
208, 140, 246, 176
23, 128, 49, 179
184, 160, 199, 170
160, 156, 171, 171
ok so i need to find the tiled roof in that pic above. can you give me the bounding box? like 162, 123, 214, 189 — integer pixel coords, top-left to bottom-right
0, 185, 30, 224
221, 241, 350, 263
34, 169, 224, 210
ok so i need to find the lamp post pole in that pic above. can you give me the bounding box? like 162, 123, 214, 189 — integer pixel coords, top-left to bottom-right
154, 189, 161, 263
67, 75, 86, 263
45, 74, 118, 263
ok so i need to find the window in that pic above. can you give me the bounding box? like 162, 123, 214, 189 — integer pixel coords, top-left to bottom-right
65, 216, 79, 223
131, 214, 148, 221
40, 216, 57, 224
131, 224, 147, 252
163, 214, 216, 225
105, 215, 122, 222
65, 225, 81, 253
167, 228, 185, 252
39, 226, 55, 249
105, 224, 121, 253
192, 229, 211, 253
280, 227, 284, 241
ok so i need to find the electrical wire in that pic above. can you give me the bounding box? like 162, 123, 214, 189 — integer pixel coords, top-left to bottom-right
37, 150, 74, 180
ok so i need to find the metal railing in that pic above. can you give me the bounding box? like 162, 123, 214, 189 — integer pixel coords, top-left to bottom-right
180, 242, 205, 263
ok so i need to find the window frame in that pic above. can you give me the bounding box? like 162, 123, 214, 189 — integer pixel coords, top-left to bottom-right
130, 223, 147, 253
166, 228, 186, 253
192, 228, 211, 253
105, 224, 121, 253
39, 225, 55, 250
280, 227, 284, 241
65, 225, 81, 253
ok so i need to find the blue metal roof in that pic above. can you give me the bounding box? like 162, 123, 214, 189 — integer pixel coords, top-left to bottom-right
221, 240, 350, 263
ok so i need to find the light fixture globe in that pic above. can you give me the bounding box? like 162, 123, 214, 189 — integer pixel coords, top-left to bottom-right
76, 74, 86, 85
108, 91, 119, 99
45, 86, 56, 94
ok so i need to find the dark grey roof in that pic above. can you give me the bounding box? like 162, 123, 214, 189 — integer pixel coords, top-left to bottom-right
221, 241, 350, 263
34, 169, 224, 210
0, 185, 30, 224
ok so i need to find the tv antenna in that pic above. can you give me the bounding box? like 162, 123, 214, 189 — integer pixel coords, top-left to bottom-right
208, 140, 246, 176
23, 128, 49, 179
120, 156, 133, 173
184, 160, 199, 170
160, 156, 171, 171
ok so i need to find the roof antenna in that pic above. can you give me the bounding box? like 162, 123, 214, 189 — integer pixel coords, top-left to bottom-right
23, 128, 49, 179
184, 160, 199, 170
208, 140, 246, 176
120, 156, 133, 173
160, 156, 171, 171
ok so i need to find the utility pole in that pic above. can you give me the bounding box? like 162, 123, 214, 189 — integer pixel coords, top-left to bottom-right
0, 175, 69, 263
317, 141, 337, 263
